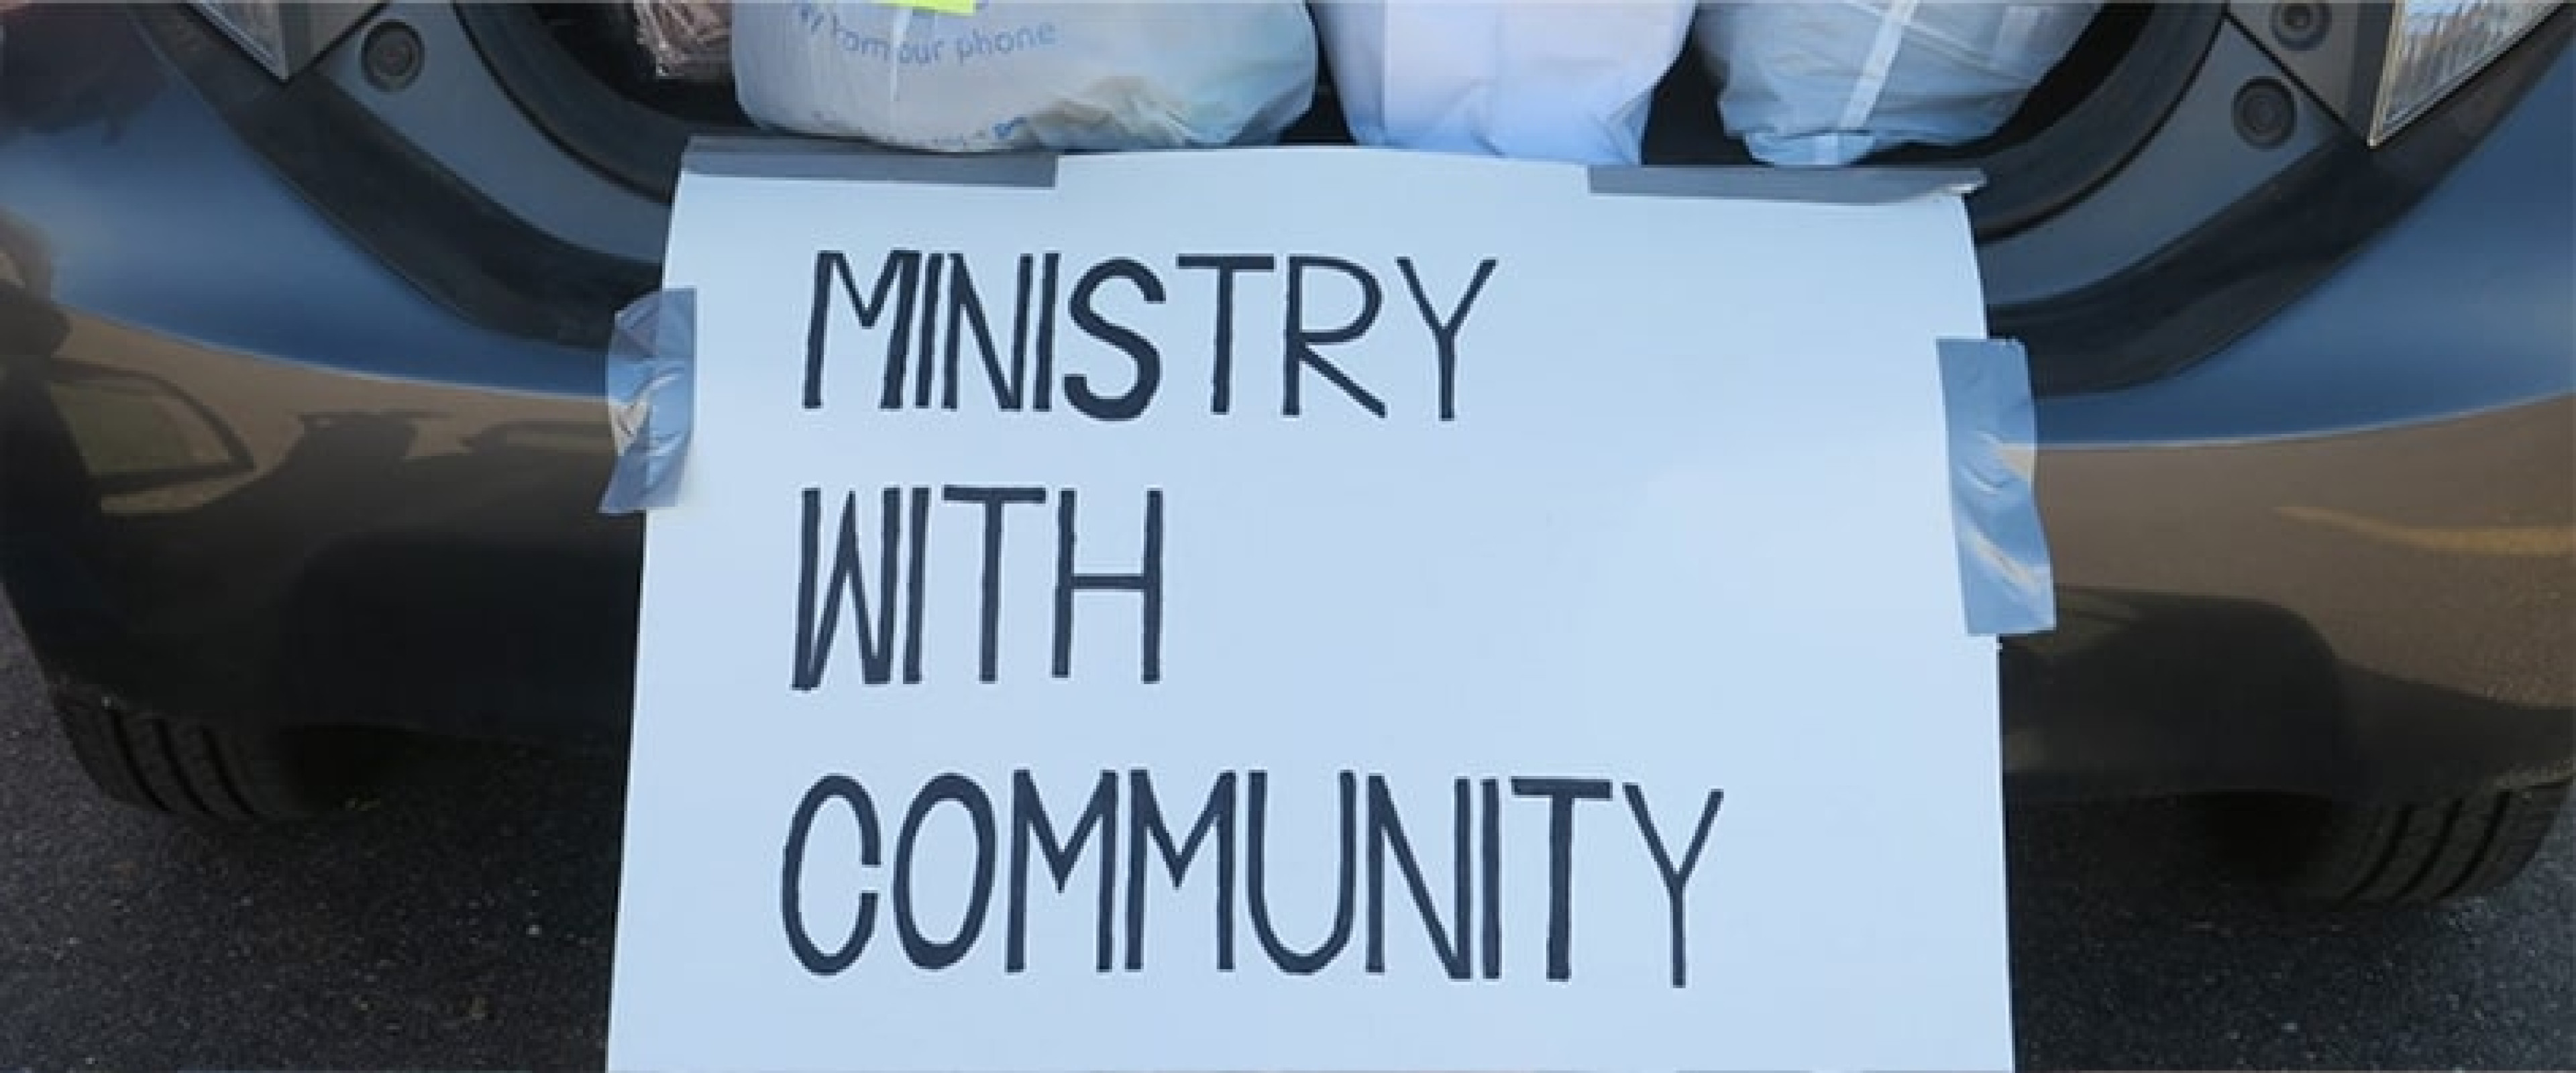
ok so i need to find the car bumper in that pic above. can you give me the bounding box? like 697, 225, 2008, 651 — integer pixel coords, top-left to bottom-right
1, 13, 2567, 801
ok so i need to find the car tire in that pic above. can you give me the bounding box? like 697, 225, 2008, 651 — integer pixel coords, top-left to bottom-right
52, 689, 388, 823
2226, 781, 2571, 905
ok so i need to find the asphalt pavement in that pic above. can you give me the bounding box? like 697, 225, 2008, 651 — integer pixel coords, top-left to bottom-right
1, 605, 2570, 1072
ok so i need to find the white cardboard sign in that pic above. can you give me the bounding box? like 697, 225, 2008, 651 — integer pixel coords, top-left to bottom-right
608, 146, 2012, 1073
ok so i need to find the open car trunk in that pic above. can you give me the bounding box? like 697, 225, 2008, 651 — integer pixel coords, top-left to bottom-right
468, 2, 2210, 240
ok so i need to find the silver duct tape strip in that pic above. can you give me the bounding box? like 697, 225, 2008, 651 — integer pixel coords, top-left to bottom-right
1589, 164, 1985, 203
1939, 337, 2057, 637
684, 135, 1062, 188
600, 288, 697, 515
683, 139, 1977, 204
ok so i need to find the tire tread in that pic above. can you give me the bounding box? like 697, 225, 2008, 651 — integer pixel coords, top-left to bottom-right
50, 689, 359, 824
2290, 783, 2570, 905
106, 706, 180, 815
170, 722, 257, 822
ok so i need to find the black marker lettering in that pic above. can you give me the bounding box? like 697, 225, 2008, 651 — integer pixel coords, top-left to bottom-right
1479, 776, 1503, 980
1051, 489, 1165, 684
1007, 254, 1036, 410
1364, 775, 1472, 979
941, 252, 1020, 411
781, 774, 881, 975
901, 486, 930, 685
1126, 770, 1239, 972
893, 773, 998, 971
1396, 257, 1498, 422
912, 251, 945, 410
783, 771, 1708, 986
1034, 252, 1061, 412
804, 249, 922, 412
941, 486, 1046, 683
1625, 784, 1725, 988
1282, 256, 1387, 418
1065, 258, 1165, 422
792, 488, 902, 691
1175, 254, 1277, 415
1007, 770, 1119, 974
1246, 770, 1358, 975
1511, 777, 1613, 982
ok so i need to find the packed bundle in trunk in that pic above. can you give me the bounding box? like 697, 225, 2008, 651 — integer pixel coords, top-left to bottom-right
729, 0, 1320, 154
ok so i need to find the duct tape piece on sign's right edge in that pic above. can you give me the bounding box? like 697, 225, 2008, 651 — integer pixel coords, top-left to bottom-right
600, 287, 696, 515
1938, 337, 2057, 638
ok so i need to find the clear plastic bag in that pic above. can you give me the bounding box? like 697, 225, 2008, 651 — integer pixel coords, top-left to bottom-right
1695, 0, 2101, 167
633, 0, 732, 83
1315, 0, 1697, 166
731, 1, 1318, 154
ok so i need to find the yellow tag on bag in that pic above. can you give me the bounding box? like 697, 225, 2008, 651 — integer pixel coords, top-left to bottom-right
877, 0, 979, 16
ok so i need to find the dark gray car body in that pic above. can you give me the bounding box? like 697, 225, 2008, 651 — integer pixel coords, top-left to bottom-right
0, 4, 2567, 809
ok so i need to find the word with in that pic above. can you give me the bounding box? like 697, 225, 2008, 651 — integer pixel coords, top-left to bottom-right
803, 249, 1501, 422
778, 768, 1726, 986
794, 486, 1161, 691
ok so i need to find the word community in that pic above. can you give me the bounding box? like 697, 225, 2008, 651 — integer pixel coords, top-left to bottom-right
779, 768, 1727, 987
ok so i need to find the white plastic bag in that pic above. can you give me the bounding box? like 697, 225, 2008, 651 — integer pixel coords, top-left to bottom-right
1695, 0, 2100, 167
1314, 0, 1696, 166
732, 1, 1319, 154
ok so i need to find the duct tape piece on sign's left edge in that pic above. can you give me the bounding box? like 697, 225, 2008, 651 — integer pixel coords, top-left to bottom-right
600, 288, 696, 516
1938, 337, 2057, 638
